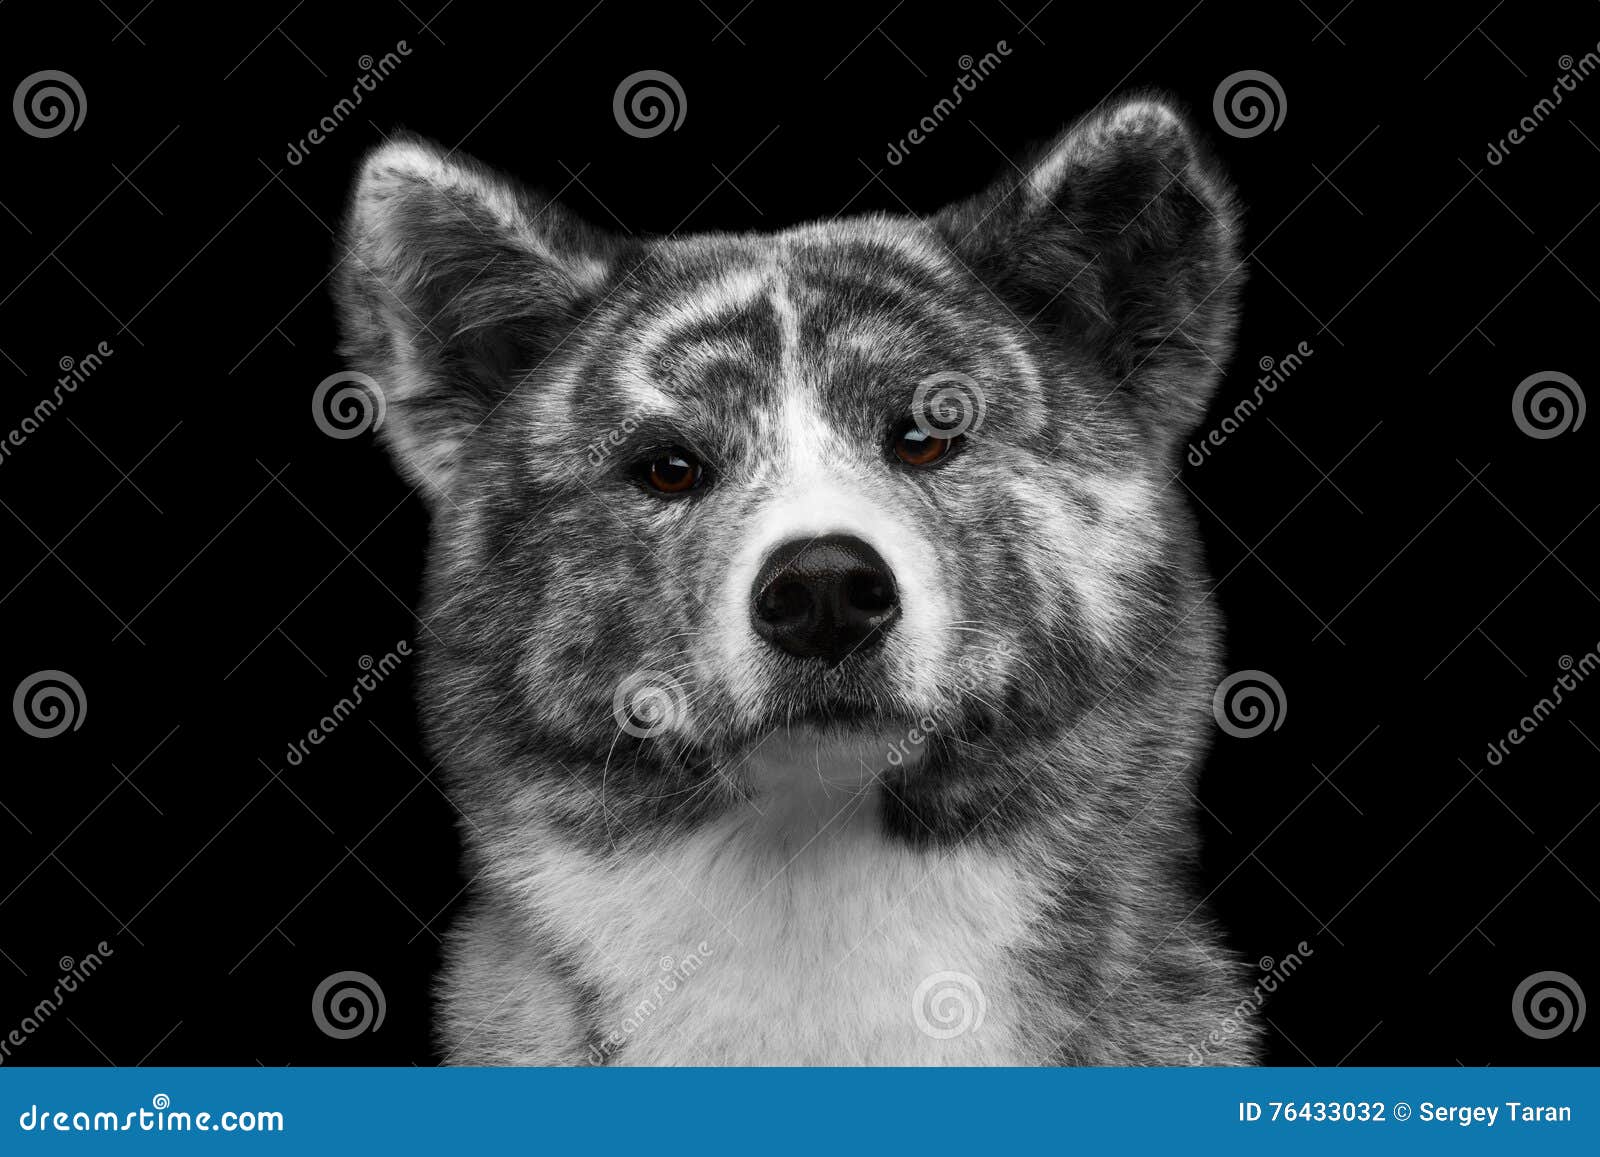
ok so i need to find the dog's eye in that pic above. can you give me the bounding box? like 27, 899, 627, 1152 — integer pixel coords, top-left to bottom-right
892, 424, 956, 468
643, 449, 703, 494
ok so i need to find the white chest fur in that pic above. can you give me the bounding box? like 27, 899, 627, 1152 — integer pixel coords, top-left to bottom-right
507, 734, 1044, 1065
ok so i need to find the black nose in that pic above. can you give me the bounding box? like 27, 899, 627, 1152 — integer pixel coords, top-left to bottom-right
751, 534, 900, 663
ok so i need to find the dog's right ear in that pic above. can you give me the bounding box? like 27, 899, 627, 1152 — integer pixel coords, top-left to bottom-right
931, 96, 1242, 451
334, 137, 616, 501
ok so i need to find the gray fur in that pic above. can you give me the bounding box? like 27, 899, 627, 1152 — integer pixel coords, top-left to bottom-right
335, 94, 1256, 1065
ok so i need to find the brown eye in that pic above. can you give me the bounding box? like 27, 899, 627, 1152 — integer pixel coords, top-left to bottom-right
893, 424, 955, 468
645, 450, 703, 494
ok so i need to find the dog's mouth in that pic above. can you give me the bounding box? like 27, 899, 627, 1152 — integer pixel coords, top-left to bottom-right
782, 698, 887, 729
748, 660, 906, 733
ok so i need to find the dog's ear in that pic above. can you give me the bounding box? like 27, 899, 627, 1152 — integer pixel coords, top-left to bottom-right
933, 94, 1242, 445
334, 137, 616, 500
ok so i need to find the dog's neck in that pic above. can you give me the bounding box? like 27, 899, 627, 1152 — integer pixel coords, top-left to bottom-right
731, 724, 921, 848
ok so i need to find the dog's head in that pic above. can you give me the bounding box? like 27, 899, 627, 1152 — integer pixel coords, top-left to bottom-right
335, 96, 1240, 837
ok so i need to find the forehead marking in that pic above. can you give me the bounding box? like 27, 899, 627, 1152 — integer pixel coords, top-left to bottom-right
615, 267, 769, 411
635, 267, 767, 361
768, 251, 802, 391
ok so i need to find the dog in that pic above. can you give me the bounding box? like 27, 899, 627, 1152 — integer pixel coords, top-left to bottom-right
333, 92, 1256, 1064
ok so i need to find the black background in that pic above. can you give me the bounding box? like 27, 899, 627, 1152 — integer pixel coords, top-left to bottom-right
1, 0, 1596, 1066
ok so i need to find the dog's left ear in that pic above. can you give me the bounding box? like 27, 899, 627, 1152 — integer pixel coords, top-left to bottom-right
334, 137, 617, 502
933, 95, 1243, 443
